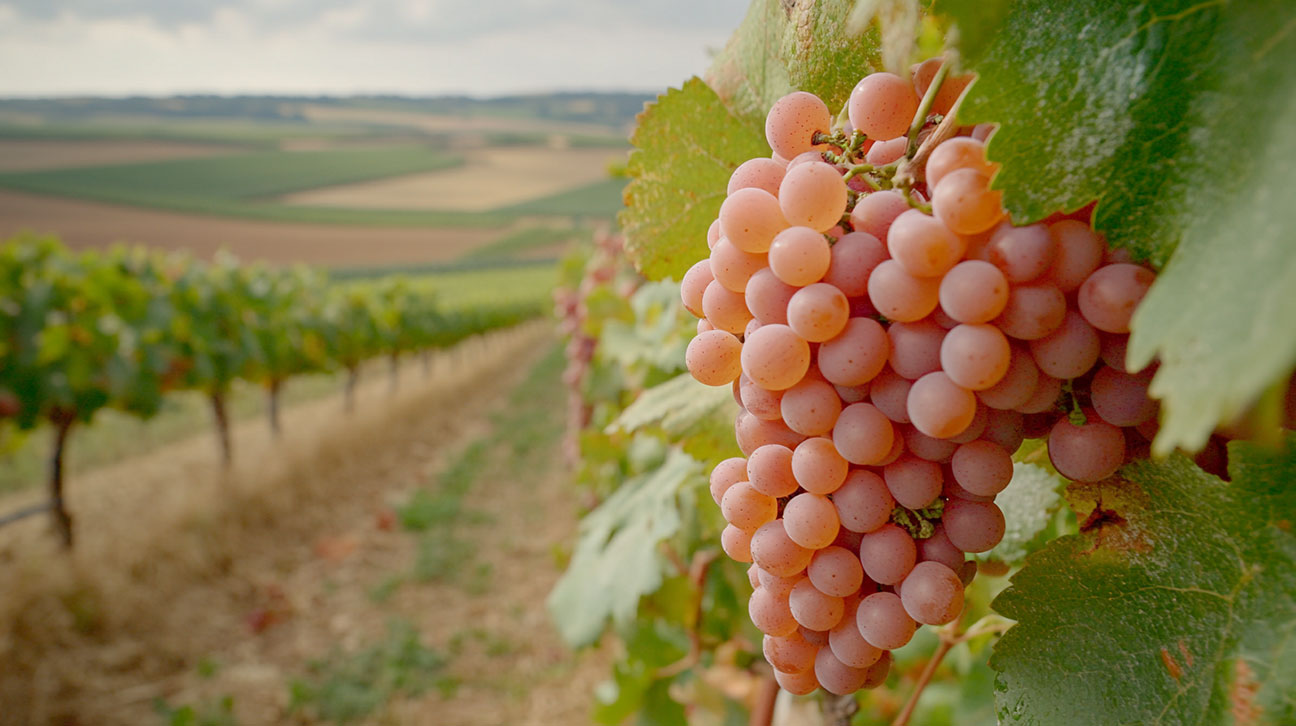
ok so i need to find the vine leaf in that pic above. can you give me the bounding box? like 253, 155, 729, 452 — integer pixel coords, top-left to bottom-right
989, 436, 1296, 725
936, 0, 1296, 453
978, 462, 1065, 566
607, 373, 736, 439
547, 448, 704, 648
707, 0, 882, 131
598, 280, 692, 374
619, 79, 768, 281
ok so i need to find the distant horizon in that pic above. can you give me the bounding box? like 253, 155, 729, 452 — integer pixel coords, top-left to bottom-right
0, 89, 663, 102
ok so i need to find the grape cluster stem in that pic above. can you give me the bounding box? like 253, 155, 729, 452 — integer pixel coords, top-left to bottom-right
891, 614, 1014, 726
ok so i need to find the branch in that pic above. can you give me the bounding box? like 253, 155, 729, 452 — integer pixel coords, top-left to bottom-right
654, 549, 719, 679
905, 59, 950, 160
891, 615, 1015, 726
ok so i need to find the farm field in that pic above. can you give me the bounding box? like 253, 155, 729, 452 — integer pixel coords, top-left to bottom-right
0, 325, 610, 726
282, 147, 622, 212
0, 139, 239, 172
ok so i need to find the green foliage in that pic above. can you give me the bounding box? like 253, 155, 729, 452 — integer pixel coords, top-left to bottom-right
619, 79, 769, 280
979, 463, 1067, 566
707, 0, 882, 129
608, 373, 736, 440
153, 695, 238, 726
289, 620, 453, 725
936, 0, 1296, 453
990, 436, 1296, 724
548, 447, 705, 648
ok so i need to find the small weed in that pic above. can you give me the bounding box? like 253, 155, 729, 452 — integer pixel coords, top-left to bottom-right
289, 619, 454, 724
196, 657, 221, 679
153, 695, 237, 726
368, 574, 406, 603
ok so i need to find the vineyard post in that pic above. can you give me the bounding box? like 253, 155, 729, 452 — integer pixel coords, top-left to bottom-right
208, 388, 232, 466
388, 353, 399, 393
420, 350, 431, 378
266, 379, 283, 437
344, 365, 359, 413
48, 411, 75, 548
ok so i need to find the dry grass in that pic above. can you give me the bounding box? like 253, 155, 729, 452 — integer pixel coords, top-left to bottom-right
0, 322, 608, 726
0, 140, 237, 172
280, 147, 622, 212
0, 190, 500, 266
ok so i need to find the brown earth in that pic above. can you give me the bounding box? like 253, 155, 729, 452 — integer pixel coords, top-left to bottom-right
0, 190, 500, 266
0, 322, 609, 725
0, 140, 239, 172
281, 147, 623, 212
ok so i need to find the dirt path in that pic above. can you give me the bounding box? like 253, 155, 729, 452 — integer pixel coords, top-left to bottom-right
0, 322, 608, 725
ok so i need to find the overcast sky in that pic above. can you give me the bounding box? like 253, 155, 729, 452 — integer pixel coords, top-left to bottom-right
0, 1, 751, 97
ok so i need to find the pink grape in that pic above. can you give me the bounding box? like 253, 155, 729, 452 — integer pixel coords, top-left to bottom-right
769, 226, 832, 286
986, 223, 1056, 283
787, 283, 850, 342
792, 436, 850, 494
835, 383, 870, 403
833, 469, 895, 534
887, 209, 966, 278
719, 187, 787, 254
977, 344, 1041, 410
1048, 414, 1127, 482
932, 168, 1004, 235
788, 150, 827, 169
780, 161, 849, 232
818, 317, 890, 387
745, 267, 796, 325
887, 318, 947, 379
868, 259, 941, 322
982, 408, 1026, 453
685, 329, 743, 386
869, 368, 913, 423
747, 444, 799, 497
789, 578, 845, 631
808, 546, 865, 597
943, 498, 1006, 552
949, 402, 989, 444
900, 561, 965, 625
940, 323, 1011, 391
994, 282, 1066, 340
784, 493, 842, 550
815, 646, 871, 695
829, 600, 883, 668
940, 259, 1009, 324
735, 412, 806, 456
950, 440, 1014, 496
701, 280, 752, 334
749, 583, 799, 636
800, 625, 830, 646
850, 190, 909, 241
916, 524, 965, 572
741, 379, 785, 421
865, 136, 908, 165
741, 324, 810, 390
774, 667, 820, 695
907, 371, 977, 439
764, 632, 818, 674
751, 520, 814, 578
833, 403, 896, 466
721, 524, 754, 562
1090, 365, 1156, 426
728, 157, 786, 197
758, 568, 799, 597
1029, 310, 1100, 379
883, 455, 943, 509
680, 259, 713, 318
707, 218, 722, 246
1015, 373, 1063, 414
721, 481, 778, 532
696, 319, 714, 335
1078, 263, 1155, 334
903, 426, 957, 463
1047, 220, 1105, 292
823, 232, 887, 298
709, 456, 748, 505
848, 72, 920, 141
910, 58, 974, 116
858, 524, 917, 585
766, 91, 832, 159
856, 591, 916, 650
709, 238, 766, 293
781, 378, 844, 436
925, 137, 996, 189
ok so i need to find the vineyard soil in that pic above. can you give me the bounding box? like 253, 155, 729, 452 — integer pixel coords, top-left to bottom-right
0, 323, 609, 725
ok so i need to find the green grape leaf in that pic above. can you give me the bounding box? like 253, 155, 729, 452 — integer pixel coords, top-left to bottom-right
619, 78, 769, 281
989, 437, 1296, 725
936, 0, 1296, 453
548, 448, 705, 648
977, 462, 1065, 566
599, 280, 693, 375
707, 0, 881, 130
607, 373, 737, 440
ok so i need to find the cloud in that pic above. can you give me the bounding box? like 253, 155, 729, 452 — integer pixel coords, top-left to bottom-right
0, 1, 750, 96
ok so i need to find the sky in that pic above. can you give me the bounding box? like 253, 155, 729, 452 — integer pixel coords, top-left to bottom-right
0, 0, 752, 97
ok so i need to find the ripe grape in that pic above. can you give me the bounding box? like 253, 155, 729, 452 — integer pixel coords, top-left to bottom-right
818, 317, 890, 386
942, 498, 1006, 553
1048, 414, 1127, 482
780, 161, 849, 232
899, 561, 965, 625
940, 323, 1011, 391
950, 440, 1014, 496
869, 368, 913, 424
680, 259, 713, 317
769, 226, 832, 286
907, 371, 977, 439
1014, 373, 1062, 414
868, 259, 941, 322
701, 280, 753, 334
1047, 220, 1104, 292
751, 520, 814, 578
888, 209, 966, 278
1090, 365, 1156, 426
721, 481, 778, 532
833, 403, 896, 466
883, 455, 944, 509
856, 591, 916, 650
774, 666, 820, 695
850, 190, 909, 241
709, 456, 748, 505
745, 267, 797, 325
1028, 310, 1100, 379
729, 157, 787, 197
864, 136, 908, 165
977, 344, 1041, 410
939, 260, 1009, 324
764, 632, 818, 674
910, 58, 974, 115
749, 583, 799, 636
1078, 263, 1155, 334
823, 232, 887, 298
787, 283, 850, 342
815, 646, 872, 695
925, 137, 996, 189
994, 282, 1066, 340
792, 436, 850, 494
709, 238, 765, 293
685, 329, 743, 386
833, 469, 895, 534
781, 378, 844, 436
719, 187, 787, 254
932, 169, 1004, 235
721, 524, 754, 562
903, 425, 957, 463
766, 91, 832, 159
848, 72, 920, 141
808, 546, 866, 597
747, 444, 799, 497
784, 493, 842, 549
986, 223, 1056, 283
887, 318, 947, 379
858, 524, 917, 585
790, 578, 846, 631
916, 524, 965, 572
742, 324, 810, 390
735, 411, 806, 456
741, 378, 785, 421
829, 600, 884, 668
981, 408, 1026, 454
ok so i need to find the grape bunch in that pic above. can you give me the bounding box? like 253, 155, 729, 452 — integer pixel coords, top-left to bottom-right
681, 61, 1161, 696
